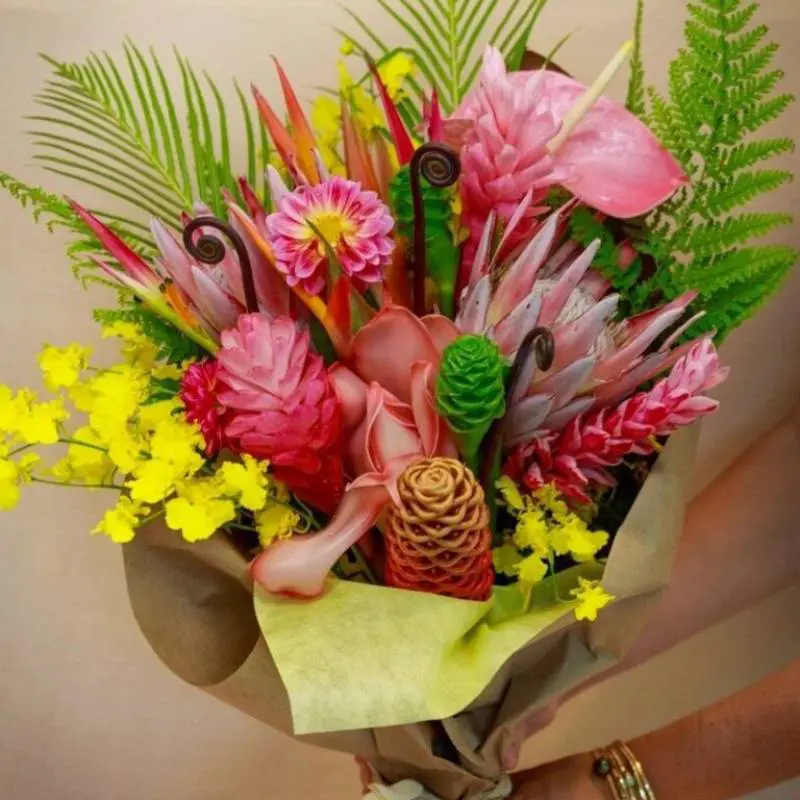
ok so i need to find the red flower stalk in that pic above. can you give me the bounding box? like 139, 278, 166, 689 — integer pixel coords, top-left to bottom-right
506, 339, 728, 502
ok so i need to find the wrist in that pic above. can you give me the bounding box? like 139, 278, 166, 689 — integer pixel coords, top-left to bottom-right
514, 753, 606, 800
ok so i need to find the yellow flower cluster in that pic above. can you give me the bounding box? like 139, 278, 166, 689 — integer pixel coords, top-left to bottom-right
1, 325, 302, 550
494, 477, 613, 621
311, 45, 418, 175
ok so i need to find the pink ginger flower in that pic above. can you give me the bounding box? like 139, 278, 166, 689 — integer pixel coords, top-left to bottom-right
180, 360, 231, 456
506, 339, 728, 502
250, 305, 460, 598
457, 208, 707, 447
266, 177, 395, 296
216, 314, 344, 513
451, 46, 686, 276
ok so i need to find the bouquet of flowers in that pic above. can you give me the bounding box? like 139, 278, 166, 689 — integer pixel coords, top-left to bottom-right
1, 0, 795, 797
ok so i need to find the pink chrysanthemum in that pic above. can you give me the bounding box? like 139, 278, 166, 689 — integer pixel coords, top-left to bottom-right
266, 177, 395, 296
180, 360, 230, 456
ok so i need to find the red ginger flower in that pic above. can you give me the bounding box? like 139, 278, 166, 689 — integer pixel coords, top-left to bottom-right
216, 313, 345, 514
180, 360, 230, 456
506, 339, 728, 502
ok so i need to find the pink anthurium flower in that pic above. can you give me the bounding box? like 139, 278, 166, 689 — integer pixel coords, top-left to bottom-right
451, 46, 687, 281
250, 305, 458, 598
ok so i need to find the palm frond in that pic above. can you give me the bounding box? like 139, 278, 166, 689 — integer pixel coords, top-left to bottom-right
339, 0, 550, 113
23, 42, 269, 231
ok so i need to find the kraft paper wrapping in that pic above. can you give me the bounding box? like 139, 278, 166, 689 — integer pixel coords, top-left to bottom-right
122, 426, 699, 800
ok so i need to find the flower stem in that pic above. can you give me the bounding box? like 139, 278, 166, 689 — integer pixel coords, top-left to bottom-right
138, 508, 166, 526
58, 438, 109, 454
31, 477, 122, 491
549, 549, 565, 604
9, 444, 35, 457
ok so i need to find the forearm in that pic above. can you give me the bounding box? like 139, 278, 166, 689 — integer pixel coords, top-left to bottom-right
624, 405, 800, 668
514, 659, 800, 800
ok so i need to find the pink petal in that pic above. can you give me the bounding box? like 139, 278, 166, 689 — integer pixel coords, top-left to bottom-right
250, 484, 389, 597
456, 276, 492, 335
489, 211, 560, 324
70, 200, 161, 289
528, 71, 687, 218
365, 385, 423, 470
350, 306, 441, 403
329, 364, 368, 430
191, 267, 241, 332
421, 314, 460, 355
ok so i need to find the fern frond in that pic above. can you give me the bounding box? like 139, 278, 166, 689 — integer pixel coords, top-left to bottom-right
641, 0, 796, 342
687, 245, 798, 295
0, 171, 155, 284
703, 170, 793, 215
679, 213, 793, 256
626, 0, 646, 117
339, 0, 549, 113
721, 137, 795, 171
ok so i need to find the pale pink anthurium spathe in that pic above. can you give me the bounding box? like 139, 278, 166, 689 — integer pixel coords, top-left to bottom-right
250, 306, 459, 597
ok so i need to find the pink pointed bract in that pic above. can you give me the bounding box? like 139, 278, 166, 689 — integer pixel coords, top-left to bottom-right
266, 177, 395, 296
456, 208, 705, 444
216, 313, 345, 513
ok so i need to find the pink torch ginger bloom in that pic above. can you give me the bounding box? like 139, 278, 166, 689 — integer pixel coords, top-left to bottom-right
216, 314, 345, 514
266, 177, 395, 296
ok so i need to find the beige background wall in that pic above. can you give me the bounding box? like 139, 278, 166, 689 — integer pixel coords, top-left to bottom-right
0, 1, 798, 798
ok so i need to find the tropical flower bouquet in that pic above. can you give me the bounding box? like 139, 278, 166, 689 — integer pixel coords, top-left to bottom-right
1, 0, 795, 797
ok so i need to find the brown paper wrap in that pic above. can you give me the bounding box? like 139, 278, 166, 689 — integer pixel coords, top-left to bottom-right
122, 426, 698, 800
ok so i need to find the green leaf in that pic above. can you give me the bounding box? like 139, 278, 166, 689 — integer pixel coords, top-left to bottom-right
627, 0, 646, 116
16, 43, 266, 235
640, 0, 797, 341
0, 171, 156, 284
501, 0, 547, 72
339, 0, 549, 113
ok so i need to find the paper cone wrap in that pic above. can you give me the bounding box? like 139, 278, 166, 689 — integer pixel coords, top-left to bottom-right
123, 427, 699, 800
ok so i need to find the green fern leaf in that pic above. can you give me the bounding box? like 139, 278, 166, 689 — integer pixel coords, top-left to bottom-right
641, 0, 796, 342
721, 137, 795, 171
703, 170, 793, 215
0, 171, 155, 284
626, 0, 646, 117
687, 245, 798, 295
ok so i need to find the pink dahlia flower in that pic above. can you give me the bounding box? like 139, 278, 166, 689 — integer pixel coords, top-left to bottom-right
180, 360, 231, 456
216, 314, 344, 513
266, 177, 395, 296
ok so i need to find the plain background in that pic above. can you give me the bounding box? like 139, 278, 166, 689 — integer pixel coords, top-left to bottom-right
0, 1, 798, 798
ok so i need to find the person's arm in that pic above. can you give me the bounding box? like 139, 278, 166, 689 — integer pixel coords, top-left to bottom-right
504, 407, 800, 768
512, 658, 800, 800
